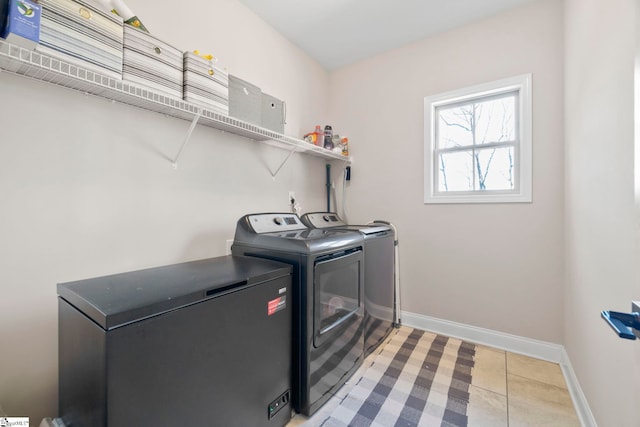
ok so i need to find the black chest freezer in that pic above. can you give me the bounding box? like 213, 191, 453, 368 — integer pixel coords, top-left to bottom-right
57, 255, 292, 427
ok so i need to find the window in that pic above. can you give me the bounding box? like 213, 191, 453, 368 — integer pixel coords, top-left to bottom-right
424, 74, 532, 204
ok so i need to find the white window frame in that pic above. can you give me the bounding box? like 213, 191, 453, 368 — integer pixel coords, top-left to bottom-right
424, 74, 532, 204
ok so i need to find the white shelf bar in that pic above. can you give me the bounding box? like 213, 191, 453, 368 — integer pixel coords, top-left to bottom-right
0, 40, 350, 163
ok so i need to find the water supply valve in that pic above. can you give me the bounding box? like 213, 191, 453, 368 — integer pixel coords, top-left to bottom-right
601, 310, 640, 340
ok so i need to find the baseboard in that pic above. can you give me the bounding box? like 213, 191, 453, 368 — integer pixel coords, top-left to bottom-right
401, 310, 598, 427
401, 310, 563, 361
560, 347, 598, 427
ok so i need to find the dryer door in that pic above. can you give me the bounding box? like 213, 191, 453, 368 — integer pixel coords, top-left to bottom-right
313, 247, 363, 348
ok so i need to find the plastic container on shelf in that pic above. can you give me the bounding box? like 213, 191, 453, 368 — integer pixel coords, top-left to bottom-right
340, 137, 349, 156
323, 125, 333, 150
304, 125, 323, 145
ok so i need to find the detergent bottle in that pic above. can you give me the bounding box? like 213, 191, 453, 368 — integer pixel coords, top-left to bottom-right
304, 125, 323, 145
314, 125, 323, 146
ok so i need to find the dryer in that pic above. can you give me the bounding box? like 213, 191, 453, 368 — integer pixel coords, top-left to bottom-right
301, 212, 396, 358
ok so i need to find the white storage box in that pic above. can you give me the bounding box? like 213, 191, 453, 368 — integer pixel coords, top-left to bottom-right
38, 0, 123, 79
123, 25, 182, 98
183, 52, 228, 114
228, 74, 261, 126
261, 93, 285, 134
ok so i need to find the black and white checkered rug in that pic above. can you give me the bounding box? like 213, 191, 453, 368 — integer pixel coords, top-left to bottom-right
316, 327, 476, 427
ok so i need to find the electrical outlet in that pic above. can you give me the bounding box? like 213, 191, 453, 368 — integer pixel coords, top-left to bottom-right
226, 239, 234, 255
288, 191, 295, 204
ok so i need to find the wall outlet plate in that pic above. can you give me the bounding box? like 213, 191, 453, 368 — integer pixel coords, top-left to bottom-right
288, 191, 295, 204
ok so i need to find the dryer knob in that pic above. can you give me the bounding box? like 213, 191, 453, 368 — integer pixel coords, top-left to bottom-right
322, 215, 330, 222
273, 217, 283, 225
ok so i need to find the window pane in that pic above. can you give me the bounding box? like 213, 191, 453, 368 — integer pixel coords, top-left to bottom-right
437, 105, 473, 148
474, 147, 515, 191
438, 151, 474, 192
474, 95, 516, 145
424, 74, 531, 204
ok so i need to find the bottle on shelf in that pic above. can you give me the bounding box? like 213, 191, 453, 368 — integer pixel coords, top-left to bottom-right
323, 125, 334, 150
314, 125, 323, 146
303, 125, 323, 145
340, 137, 349, 156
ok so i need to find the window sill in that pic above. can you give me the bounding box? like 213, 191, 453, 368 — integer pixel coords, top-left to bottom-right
424, 192, 532, 204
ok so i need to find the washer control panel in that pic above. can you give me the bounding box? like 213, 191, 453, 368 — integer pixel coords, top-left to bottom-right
303, 212, 347, 229
247, 213, 307, 233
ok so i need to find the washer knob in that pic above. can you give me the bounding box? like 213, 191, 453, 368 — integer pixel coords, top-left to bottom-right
273, 217, 283, 225
322, 215, 330, 222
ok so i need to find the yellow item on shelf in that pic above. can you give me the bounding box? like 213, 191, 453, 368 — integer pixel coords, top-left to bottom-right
193, 50, 217, 62
93, 0, 149, 32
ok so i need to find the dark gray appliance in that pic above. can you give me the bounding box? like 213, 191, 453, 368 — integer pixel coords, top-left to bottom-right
57, 256, 292, 427
301, 212, 396, 358
232, 213, 365, 416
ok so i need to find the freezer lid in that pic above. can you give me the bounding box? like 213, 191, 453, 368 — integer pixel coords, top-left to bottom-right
57, 255, 291, 331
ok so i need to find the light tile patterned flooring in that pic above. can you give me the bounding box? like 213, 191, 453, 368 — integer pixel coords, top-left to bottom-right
288, 333, 580, 426
467, 345, 579, 426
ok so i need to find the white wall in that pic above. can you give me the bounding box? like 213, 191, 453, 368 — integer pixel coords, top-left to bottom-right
564, 0, 640, 425
9, 0, 640, 424
329, 0, 565, 342
0, 0, 335, 422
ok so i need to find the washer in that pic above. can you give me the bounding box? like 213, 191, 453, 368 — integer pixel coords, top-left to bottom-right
232, 213, 365, 416
301, 212, 396, 358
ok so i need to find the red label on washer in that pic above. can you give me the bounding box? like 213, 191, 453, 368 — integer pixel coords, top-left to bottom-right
268, 295, 286, 316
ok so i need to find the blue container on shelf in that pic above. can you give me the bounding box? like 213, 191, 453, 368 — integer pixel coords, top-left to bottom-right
1, 0, 41, 49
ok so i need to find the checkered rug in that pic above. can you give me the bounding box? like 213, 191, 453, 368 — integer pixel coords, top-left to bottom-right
315, 327, 476, 427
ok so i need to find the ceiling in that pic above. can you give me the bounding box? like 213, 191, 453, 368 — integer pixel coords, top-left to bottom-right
237, 0, 537, 70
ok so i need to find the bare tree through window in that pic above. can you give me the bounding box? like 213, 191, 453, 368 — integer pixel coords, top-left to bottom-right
424, 74, 532, 204
435, 92, 518, 193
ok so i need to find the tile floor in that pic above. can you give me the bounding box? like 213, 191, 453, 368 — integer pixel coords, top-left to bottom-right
287, 337, 580, 427
468, 345, 579, 426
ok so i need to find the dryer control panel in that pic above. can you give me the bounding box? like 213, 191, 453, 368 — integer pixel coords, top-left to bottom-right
303, 212, 346, 228
247, 213, 307, 234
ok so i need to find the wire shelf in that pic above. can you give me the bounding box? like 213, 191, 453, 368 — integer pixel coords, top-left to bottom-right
0, 40, 349, 163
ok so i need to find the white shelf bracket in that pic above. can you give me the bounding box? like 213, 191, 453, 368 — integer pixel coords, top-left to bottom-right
270, 145, 297, 178
171, 109, 202, 169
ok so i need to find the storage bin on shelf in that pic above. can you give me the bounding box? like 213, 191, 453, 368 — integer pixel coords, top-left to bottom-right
228, 74, 261, 126
0, 0, 41, 50
123, 25, 182, 98
183, 52, 228, 115
261, 93, 285, 134
38, 0, 123, 79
